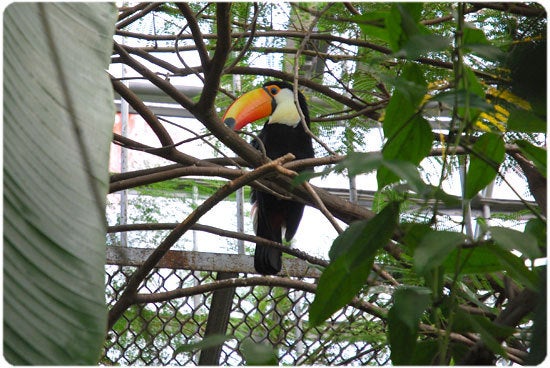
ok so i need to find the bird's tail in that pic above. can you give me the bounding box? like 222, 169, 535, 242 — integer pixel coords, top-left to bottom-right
254, 242, 282, 275
253, 210, 282, 275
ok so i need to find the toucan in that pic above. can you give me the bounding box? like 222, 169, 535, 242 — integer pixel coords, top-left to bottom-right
223, 81, 315, 275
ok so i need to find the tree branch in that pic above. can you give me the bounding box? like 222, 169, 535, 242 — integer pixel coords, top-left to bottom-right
111, 76, 174, 147
107, 222, 329, 268
116, 2, 162, 30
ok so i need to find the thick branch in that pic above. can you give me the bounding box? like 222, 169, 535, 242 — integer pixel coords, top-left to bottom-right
511, 152, 547, 216
111, 77, 174, 147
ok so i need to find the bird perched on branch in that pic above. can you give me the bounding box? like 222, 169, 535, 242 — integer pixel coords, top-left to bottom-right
223, 80, 314, 275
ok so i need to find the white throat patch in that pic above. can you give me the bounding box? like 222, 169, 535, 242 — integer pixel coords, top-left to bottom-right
268, 88, 301, 127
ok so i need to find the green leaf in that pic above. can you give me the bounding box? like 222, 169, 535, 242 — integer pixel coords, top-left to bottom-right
291, 170, 321, 186
443, 246, 505, 275
459, 67, 486, 100
3, 3, 117, 365
490, 226, 541, 259
387, 3, 450, 59
174, 335, 233, 356
526, 266, 547, 365
387, 286, 432, 364
395, 33, 451, 59
507, 109, 546, 133
525, 218, 547, 249
410, 340, 441, 365
354, 11, 390, 43
240, 339, 278, 366
379, 63, 431, 188
401, 223, 431, 256
384, 64, 427, 133
465, 133, 506, 199
333, 151, 384, 177
515, 140, 547, 178
378, 116, 432, 188
386, 3, 424, 52
454, 310, 513, 357
292, 152, 384, 186
431, 89, 494, 111
467, 315, 507, 357
329, 219, 369, 261
487, 245, 539, 289
414, 231, 467, 275
382, 159, 428, 193
309, 202, 400, 326
462, 23, 491, 45
462, 23, 504, 61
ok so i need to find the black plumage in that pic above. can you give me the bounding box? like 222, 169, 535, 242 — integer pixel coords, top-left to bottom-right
251, 81, 314, 275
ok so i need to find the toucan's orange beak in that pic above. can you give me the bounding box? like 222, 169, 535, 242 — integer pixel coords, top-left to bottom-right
222, 87, 275, 130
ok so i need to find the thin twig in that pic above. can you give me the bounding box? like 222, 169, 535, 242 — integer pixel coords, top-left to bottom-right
133, 275, 387, 321
116, 2, 162, 29
225, 2, 260, 71
176, 3, 210, 70
108, 222, 329, 268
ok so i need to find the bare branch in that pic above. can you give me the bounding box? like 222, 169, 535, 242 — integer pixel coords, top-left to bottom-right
116, 2, 162, 29
111, 76, 174, 147
107, 222, 329, 268
117, 2, 150, 22
133, 275, 387, 321
472, 2, 546, 17
197, 2, 232, 110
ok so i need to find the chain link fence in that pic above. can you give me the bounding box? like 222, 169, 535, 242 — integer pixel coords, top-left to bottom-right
102, 261, 391, 365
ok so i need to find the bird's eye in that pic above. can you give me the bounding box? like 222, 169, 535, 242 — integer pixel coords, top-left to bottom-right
270, 87, 279, 95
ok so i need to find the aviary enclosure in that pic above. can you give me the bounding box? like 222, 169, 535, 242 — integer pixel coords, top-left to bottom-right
4, 2, 546, 366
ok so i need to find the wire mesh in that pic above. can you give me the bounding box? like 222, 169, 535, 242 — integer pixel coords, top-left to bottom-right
102, 263, 390, 365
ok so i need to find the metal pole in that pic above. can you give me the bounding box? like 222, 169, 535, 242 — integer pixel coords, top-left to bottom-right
349, 174, 358, 204
459, 157, 474, 238
119, 63, 129, 247
475, 180, 495, 239
236, 187, 245, 254
233, 74, 245, 256
192, 184, 201, 309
